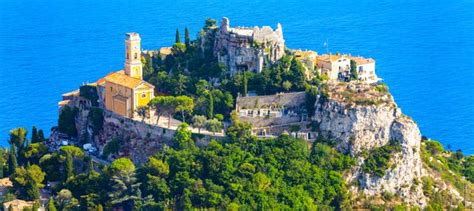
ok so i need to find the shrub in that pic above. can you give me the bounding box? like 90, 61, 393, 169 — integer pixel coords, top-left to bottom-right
362, 141, 402, 177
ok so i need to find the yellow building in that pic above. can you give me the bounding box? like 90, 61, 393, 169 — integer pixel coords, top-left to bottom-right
101, 33, 155, 118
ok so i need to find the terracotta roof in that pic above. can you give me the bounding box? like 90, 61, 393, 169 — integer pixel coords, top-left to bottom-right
159, 47, 172, 56
104, 71, 154, 89
237, 92, 306, 109
351, 57, 375, 65
97, 72, 115, 86
293, 50, 317, 59
316, 54, 346, 62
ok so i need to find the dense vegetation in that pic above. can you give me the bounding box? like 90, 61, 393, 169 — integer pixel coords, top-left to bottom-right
1, 123, 357, 210
416, 139, 474, 210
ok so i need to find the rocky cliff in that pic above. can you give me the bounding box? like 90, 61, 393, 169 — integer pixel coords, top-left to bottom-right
313, 82, 427, 205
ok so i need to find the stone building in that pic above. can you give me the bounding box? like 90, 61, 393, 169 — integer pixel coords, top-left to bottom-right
316, 54, 351, 80
98, 33, 155, 118
214, 17, 285, 74
235, 92, 314, 139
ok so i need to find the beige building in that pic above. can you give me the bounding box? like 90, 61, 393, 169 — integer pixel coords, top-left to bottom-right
99, 33, 155, 118
315, 54, 351, 80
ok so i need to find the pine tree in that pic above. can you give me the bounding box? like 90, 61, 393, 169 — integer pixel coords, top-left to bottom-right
38, 129, 45, 142
8, 144, 17, 175
31, 126, 38, 143
184, 27, 190, 47
47, 197, 57, 211
175, 28, 181, 43
208, 91, 214, 119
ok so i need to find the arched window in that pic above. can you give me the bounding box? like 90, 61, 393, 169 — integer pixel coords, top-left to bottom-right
134, 53, 138, 59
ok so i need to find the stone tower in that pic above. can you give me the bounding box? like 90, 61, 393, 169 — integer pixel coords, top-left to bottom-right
124, 32, 142, 80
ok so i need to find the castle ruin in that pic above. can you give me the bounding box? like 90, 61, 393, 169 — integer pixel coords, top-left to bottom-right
214, 17, 285, 74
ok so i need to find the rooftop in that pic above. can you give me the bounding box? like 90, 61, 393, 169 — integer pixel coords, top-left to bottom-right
104, 71, 154, 89
351, 56, 375, 65
125, 32, 140, 41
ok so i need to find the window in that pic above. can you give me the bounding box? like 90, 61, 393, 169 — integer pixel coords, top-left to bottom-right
134, 53, 138, 59
110, 87, 113, 91
141, 92, 146, 98
126, 53, 129, 60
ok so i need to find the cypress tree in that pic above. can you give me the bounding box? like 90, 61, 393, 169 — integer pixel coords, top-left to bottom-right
8, 144, 17, 175
65, 153, 74, 179
175, 28, 181, 43
243, 71, 248, 97
38, 129, 45, 142
350, 60, 358, 81
184, 27, 190, 47
208, 91, 214, 119
31, 126, 38, 143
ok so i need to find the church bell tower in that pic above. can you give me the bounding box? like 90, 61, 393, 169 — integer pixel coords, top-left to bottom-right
124, 32, 142, 80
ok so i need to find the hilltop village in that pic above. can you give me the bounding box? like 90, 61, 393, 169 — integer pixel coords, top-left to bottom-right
0, 18, 471, 210
57, 17, 380, 146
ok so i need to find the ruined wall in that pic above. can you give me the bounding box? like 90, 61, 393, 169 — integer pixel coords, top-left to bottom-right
213, 17, 285, 73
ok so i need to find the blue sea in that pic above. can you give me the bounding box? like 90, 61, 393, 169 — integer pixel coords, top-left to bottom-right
0, 0, 473, 154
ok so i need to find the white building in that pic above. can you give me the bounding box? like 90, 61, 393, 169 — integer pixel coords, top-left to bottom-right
352, 57, 378, 83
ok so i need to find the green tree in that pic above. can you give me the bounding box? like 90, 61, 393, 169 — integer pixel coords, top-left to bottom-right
175, 28, 181, 43
109, 158, 141, 210
208, 91, 214, 119
8, 144, 18, 175
31, 126, 38, 143
175, 96, 194, 122
174, 123, 194, 150
243, 71, 248, 96
10, 164, 45, 200
282, 80, 292, 92
149, 96, 177, 128
47, 197, 57, 211
65, 153, 74, 179
58, 106, 78, 137
203, 18, 217, 31
205, 118, 222, 135
350, 60, 358, 81
38, 129, 45, 142
184, 27, 190, 47
9, 127, 27, 148
192, 115, 207, 134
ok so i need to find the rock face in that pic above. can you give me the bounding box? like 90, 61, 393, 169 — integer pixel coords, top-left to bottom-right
313, 84, 426, 205
213, 17, 285, 74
